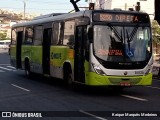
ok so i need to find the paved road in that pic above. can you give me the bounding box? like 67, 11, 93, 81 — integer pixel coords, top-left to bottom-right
0, 49, 160, 120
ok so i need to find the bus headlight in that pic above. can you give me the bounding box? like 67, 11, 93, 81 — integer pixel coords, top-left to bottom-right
145, 65, 152, 75
145, 69, 151, 75
92, 64, 106, 75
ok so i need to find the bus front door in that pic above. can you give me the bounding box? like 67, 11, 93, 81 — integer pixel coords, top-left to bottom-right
16, 31, 23, 68
74, 26, 86, 83
42, 28, 52, 75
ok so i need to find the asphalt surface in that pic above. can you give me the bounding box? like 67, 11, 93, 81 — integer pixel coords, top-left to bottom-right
0, 49, 160, 120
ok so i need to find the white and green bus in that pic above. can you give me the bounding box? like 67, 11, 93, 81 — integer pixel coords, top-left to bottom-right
10, 9, 153, 89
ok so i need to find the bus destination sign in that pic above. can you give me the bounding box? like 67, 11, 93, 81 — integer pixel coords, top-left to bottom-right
93, 12, 149, 23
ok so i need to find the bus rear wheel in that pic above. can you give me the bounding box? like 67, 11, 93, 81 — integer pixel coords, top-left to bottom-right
25, 60, 32, 78
63, 67, 75, 90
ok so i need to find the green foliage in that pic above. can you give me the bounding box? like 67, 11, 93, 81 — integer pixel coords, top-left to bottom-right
152, 20, 160, 44
0, 32, 7, 40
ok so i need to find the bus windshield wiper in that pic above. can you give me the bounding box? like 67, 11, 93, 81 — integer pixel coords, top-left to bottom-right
108, 25, 123, 42
126, 26, 138, 52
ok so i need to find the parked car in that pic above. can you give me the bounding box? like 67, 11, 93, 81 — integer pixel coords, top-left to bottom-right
0, 41, 5, 49
0, 40, 11, 49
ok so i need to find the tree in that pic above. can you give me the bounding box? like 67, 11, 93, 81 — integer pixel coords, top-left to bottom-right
152, 20, 160, 54
152, 20, 160, 44
155, 0, 160, 24
0, 32, 7, 40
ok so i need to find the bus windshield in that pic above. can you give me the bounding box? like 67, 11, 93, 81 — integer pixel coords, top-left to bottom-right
93, 25, 151, 69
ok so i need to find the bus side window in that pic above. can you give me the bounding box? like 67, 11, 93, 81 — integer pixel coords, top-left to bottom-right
33, 26, 43, 45
63, 20, 75, 48
57, 22, 64, 45
52, 23, 60, 45
24, 27, 33, 44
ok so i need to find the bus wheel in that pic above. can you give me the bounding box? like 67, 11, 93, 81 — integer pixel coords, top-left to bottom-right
25, 60, 31, 78
63, 67, 74, 89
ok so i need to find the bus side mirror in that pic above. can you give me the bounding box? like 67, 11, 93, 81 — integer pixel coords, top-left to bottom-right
88, 27, 93, 43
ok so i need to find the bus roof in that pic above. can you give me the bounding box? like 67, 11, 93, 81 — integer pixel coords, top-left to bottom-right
12, 9, 149, 28
12, 10, 90, 28
33, 13, 66, 20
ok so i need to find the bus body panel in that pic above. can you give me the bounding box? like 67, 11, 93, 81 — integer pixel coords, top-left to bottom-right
50, 46, 74, 79
10, 45, 16, 67
30, 46, 43, 74
21, 45, 31, 68
21, 45, 43, 74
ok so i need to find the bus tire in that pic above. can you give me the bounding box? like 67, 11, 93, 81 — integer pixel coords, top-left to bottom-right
25, 60, 32, 78
63, 66, 75, 90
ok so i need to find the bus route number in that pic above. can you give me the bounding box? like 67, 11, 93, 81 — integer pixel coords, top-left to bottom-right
99, 13, 139, 22
100, 14, 112, 21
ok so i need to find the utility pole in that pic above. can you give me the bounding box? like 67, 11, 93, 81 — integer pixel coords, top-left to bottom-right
23, 0, 27, 19
125, 3, 127, 10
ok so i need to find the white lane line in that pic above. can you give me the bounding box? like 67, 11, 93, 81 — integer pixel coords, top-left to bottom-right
79, 110, 108, 120
11, 84, 30, 92
0, 66, 12, 71
0, 64, 10, 65
6, 66, 16, 69
121, 94, 148, 101
145, 86, 160, 90
0, 70, 4, 72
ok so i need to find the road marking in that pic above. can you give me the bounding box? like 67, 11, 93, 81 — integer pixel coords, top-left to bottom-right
6, 66, 16, 69
145, 86, 160, 90
0, 66, 12, 71
0, 70, 4, 72
0, 64, 10, 65
11, 84, 30, 92
121, 94, 148, 101
79, 110, 108, 120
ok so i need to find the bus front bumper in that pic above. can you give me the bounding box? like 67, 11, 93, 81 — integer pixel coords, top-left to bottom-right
85, 72, 152, 86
